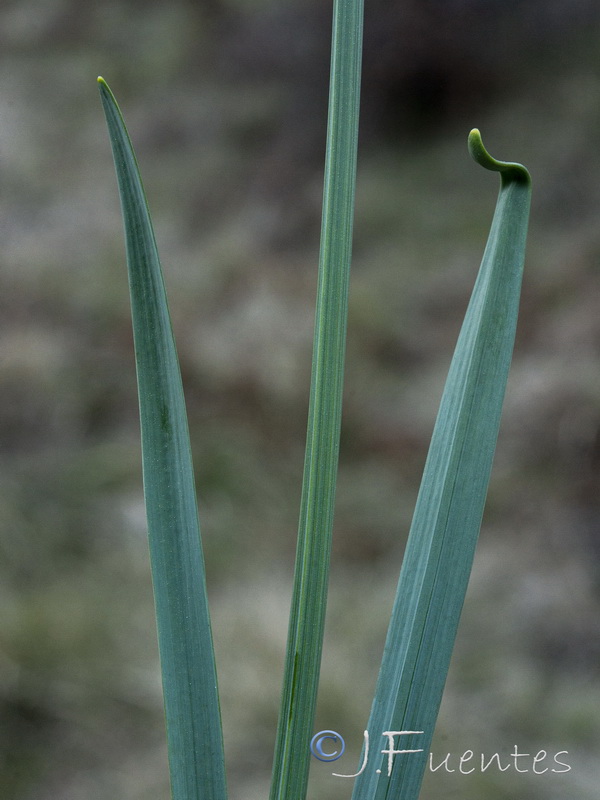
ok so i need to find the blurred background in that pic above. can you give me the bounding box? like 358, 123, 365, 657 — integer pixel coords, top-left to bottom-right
1, 0, 599, 798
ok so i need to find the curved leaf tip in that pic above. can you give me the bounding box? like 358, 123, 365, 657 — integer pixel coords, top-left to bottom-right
97, 76, 111, 95
468, 128, 530, 184
97, 76, 115, 101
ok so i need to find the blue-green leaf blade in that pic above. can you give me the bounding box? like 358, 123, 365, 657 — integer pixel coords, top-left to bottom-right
269, 2, 364, 799
351, 131, 531, 800
98, 77, 227, 800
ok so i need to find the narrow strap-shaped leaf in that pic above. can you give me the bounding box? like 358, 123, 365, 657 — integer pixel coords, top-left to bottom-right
269, 2, 364, 799
98, 77, 227, 800
351, 130, 531, 800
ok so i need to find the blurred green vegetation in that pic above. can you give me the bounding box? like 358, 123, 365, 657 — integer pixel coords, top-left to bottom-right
1, 1, 599, 798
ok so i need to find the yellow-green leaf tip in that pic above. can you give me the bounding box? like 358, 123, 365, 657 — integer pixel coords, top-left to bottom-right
97, 76, 117, 107
468, 129, 530, 183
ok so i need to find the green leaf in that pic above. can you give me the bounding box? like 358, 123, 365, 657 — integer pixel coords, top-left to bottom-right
269, 2, 364, 799
98, 77, 227, 800
351, 130, 531, 800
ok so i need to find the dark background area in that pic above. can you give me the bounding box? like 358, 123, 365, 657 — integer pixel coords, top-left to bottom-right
1, 1, 599, 798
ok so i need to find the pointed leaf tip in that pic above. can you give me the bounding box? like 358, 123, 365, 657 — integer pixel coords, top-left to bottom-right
97, 77, 113, 103
468, 129, 530, 184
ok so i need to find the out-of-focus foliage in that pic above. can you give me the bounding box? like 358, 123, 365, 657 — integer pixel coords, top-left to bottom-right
1, 2, 599, 799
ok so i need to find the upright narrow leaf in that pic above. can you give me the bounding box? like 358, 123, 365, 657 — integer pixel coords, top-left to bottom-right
98, 78, 227, 800
351, 130, 531, 800
269, 2, 364, 799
